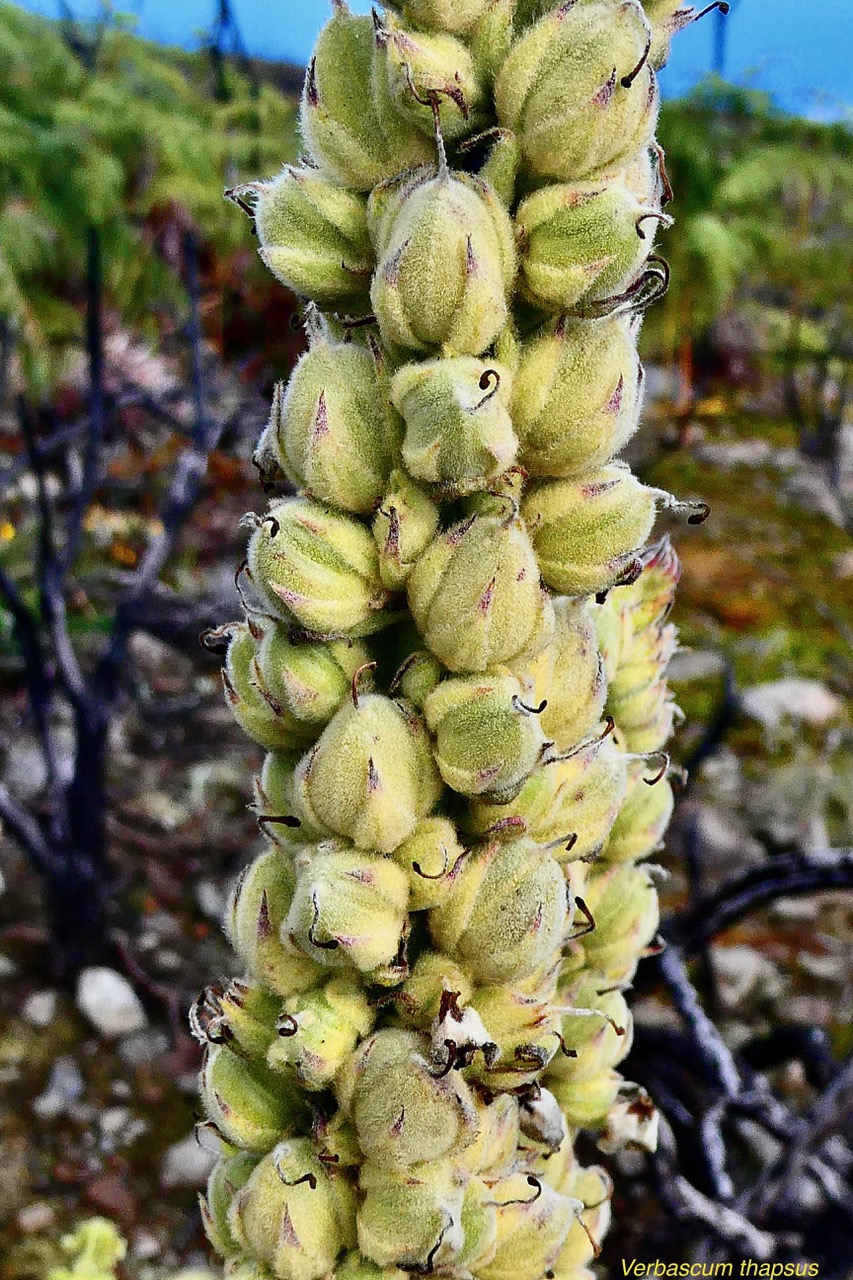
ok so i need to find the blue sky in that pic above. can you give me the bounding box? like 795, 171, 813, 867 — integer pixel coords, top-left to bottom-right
12, 0, 853, 118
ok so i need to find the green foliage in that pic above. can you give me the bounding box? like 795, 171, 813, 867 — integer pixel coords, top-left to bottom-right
0, 3, 297, 392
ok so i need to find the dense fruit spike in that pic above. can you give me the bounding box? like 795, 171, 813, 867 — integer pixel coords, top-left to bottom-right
202, 0, 711, 1274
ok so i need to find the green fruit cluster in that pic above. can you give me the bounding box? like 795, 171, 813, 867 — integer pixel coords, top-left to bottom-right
200, 3, 705, 1277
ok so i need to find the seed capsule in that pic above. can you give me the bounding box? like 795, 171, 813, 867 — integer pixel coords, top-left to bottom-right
511, 598, 607, 752
287, 846, 410, 975
370, 167, 515, 357
603, 765, 674, 862
333, 1253, 408, 1280
225, 848, 325, 998
460, 1091, 520, 1176
372, 469, 441, 591
200, 1152, 259, 1259
266, 333, 401, 515
469, 0, 516, 84
221, 622, 311, 753
511, 316, 643, 477
396, 951, 474, 1028
357, 1160, 466, 1270
579, 862, 660, 982
495, 0, 659, 184
392, 357, 517, 490
408, 508, 553, 673
374, 13, 487, 142
465, 980, 561, 1090
297, 693, 441, 852
548, 1067, 624, 1130
338, 1027, 478, 1170
399, 0, 492, 35
546, 968, 632, 1091
200, 1044, 308, 1153
246, 499, 392, 638
255, 627, 369, 738
193, 978, 281, 1060
424, 671, 552, 801
522, 463, 658, 597
476, 1169, 577, 1280
429, 838, 568, 984
392, 816, 465, 910
516, 181, 667, 313
267, 977, 374, 1091
300, 8, 432, 191
467, 732, 628, 862
244, 167, 373, 305
227, 1137, 357, 1280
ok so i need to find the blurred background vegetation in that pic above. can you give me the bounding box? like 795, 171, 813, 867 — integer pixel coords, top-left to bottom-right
0, 1, 851, 1277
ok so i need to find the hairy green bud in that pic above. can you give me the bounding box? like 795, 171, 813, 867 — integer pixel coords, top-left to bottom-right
545, 968, 632, 1105
461, 1092, 521, 1175
372, 469, 441, 590
522, 463, 658, 596
511, 316, 644, 476
255, 627, 369, 738
476, 1169, 576, 1280
222, 622, 312, 754
516, 181, 668, 313
226, 849, 325, 997
246, 499, 392, 638
466, 980, 561, 1089
333, 1252, 408, 1280
495, 0, 659, 183
396, 951, 474, 1027
227, 1138, 357, 1280
603, 762, 674, 861
578, 861, 660, 981
265, 333, 400, 515
338, 1028, 478, 1169
296, 693, 441, 852
391, 357, 517, 490
512, 598, 607, 752
374, 13, 487, 141
201, 1152, 259, 1259
370, 167, 515, 356
429, 838, 568, 984
300, 9, 433, 191
244, 167, 373, 305
424, 671, 552, 801
398, 0, 492, 35
287, 845, 409, 974
267, 977, 375, 1090
356, 1160, 466, 1270
408, 507, 553, 672
200, 1044, 308, 1153
392, 816, 465, 910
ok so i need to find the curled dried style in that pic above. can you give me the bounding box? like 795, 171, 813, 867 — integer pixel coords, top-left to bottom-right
197, 1, 715, 1276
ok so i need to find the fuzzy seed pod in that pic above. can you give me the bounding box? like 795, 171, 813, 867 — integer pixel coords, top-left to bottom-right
222, 622, 313, 753
495, 0, 659, 184
267, 977, 375, 1090
391, 357, 517, 490
201, 1152, 259, 1259
392, 816, 465, 910
603, 761, 674, 861
578, 861, 660, 982
226, 849, 325, 997
408, 507, 553, 672
476, 1169, 577, 1280
391, 647, 444, 708
195, 978, 281, 1060
227, 1138, 357, 1280
516, 181, 667, 313
469, 0, 516, 84
369, 167, 515, 356
399, 0, 493, 35
424, 671, 552, 801
465, 980, 561, 1089
374, 13, 487, 141
522, 463, 658, 597
511, 598, 607, 752
397, 951, 475, 1028
287, 845, 410, 975
295, 693, 441, 852
246, 499, 392, 637
356, 1160, 466, 1270
265, 333, 400, 515
255, 627, 369, 739
429, 838, 568, 984
511, 316, 644, 477
247, 167, 373, 305
333, 1252, 408, 1280
460, 1092, 521, 1176
372, 469, 441, 590
300, 9, 433, 191
200, 1044, 308, 1153
338, 1028, 478, 1170
545, 968, 632, 1092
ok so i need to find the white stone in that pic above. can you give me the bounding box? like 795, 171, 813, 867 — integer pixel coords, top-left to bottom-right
160, 1133, 216, 1189
76, 967, 147, 1038
17, 1203, 55, 1233
741, 679, 843, 734
22, 990, 58, 1028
